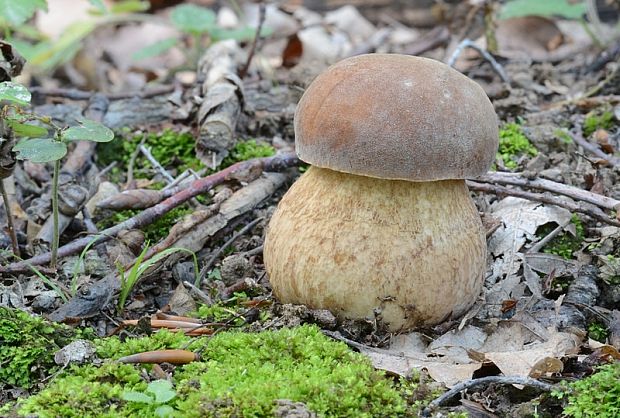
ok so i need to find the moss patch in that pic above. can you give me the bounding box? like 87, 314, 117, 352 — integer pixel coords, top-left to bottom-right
497, 123, 538, 169
552, 362, 620, 417
0, 307, 92, 388
583, 110, 615, 137
96, 205, 192, 242
538, 214, 585, 260
15, 325, 409, 417
97, 129, 201, 182
220, 139, 275, 168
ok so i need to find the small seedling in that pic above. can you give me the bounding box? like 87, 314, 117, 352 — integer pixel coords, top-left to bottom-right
117, 244, 199, 313
5, 82, 114, 268
122, 379, 177, 418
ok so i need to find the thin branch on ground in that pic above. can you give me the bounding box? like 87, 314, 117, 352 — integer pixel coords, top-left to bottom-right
447, 38, 510, 83
422, 375, 555, 416
199, 217, 264, 280
474, 171, 620, 210
238, 1, 266, 79
0, 180, 19, 256
0, 153, 300, 274
29, 85, 175, 100
570, 127, 620, 167
467, 181, 620, 226
139, 144, 175, 183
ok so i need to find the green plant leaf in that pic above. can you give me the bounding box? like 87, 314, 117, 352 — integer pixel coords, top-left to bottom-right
7, 120, 48, 138
0, 0, 47, 26
110, 0, 150, 14
500, 0, 586, 20
13, 138, 67, 163
147, 380, 176, 404
132, 38, 178, 61
155, 405, 176, 418
170, 4, 216, 34
121, 391, 154, 404
0, 82, 31, 105
29, 21, 95, 71
88, 0, 108, 14
62, 119, 114, 142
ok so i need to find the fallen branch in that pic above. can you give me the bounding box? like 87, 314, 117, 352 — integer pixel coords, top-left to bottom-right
468, 181, 620, 226
474, 171, 620, 211
0, 153, 300, 274
570, 128, 620, 167
422, 375, 555, 416
30, 85, 175, 101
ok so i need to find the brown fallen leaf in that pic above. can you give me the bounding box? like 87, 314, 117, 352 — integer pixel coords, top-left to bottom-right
118, 349, 199, 365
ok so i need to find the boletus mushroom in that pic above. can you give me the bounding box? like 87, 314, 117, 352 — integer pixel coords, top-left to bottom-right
264, 54, 499, 331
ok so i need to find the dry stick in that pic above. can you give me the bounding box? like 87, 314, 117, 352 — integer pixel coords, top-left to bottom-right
29, 85, 175, 101
447, 38, 510, 83
0, 180, 19, 256
0, 153, 300, 274
238, 1, 266, 79
421, 376, 555, 416
199, 216, 264, 280
570, 128, 620, 167
474, 172, 620, 211
468, 180, 620, 226
139, 144, 175, 183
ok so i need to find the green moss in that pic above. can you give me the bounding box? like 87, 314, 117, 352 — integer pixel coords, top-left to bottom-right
539, 214, 585, 260
17, 326, 409, 417
17, 363, 147, 418
173, 325, 406, 417
552, 362, 620, 417
220, 139, 275, 168
0, 307, 91, 388
497, 123, 538, 169
583, 111, 615, 137
96, 206, 192, 242
587, 322, 609, 343
97, 129, 202, 182
554, 128, 573, 144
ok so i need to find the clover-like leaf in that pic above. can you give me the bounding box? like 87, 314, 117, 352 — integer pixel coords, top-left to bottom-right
147, 379, 176, 404
7, 120, 48, 138
13, 138, 67, 163
62, 119, 114, 142
0, 81, 31, 106
121, 390, 155, 404
170, 4, 216, 34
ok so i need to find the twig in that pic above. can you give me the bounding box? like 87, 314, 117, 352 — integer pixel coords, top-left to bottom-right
0, 180, 19, 257
570, 127, 620, 167
467, 181, 620, 226
474, 171, 620, 211
239, 1, 266, 79
182, 280, 213, 305
448, 38, 510, 83
421, 375, 555, 416
139, 144, 175, 183
30, 85, 175, 101
0, 153, 300, 274
199, 217, 264, 280
126, 136, 145, 187
527, 220, 570, 253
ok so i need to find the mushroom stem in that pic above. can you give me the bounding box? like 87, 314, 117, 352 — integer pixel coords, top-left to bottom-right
264, 166, 486, 331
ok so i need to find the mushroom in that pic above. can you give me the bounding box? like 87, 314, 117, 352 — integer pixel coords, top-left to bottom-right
264, 54, 498, 331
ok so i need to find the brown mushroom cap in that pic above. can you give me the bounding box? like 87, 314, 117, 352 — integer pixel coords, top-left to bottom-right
295, 54, 499, 181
